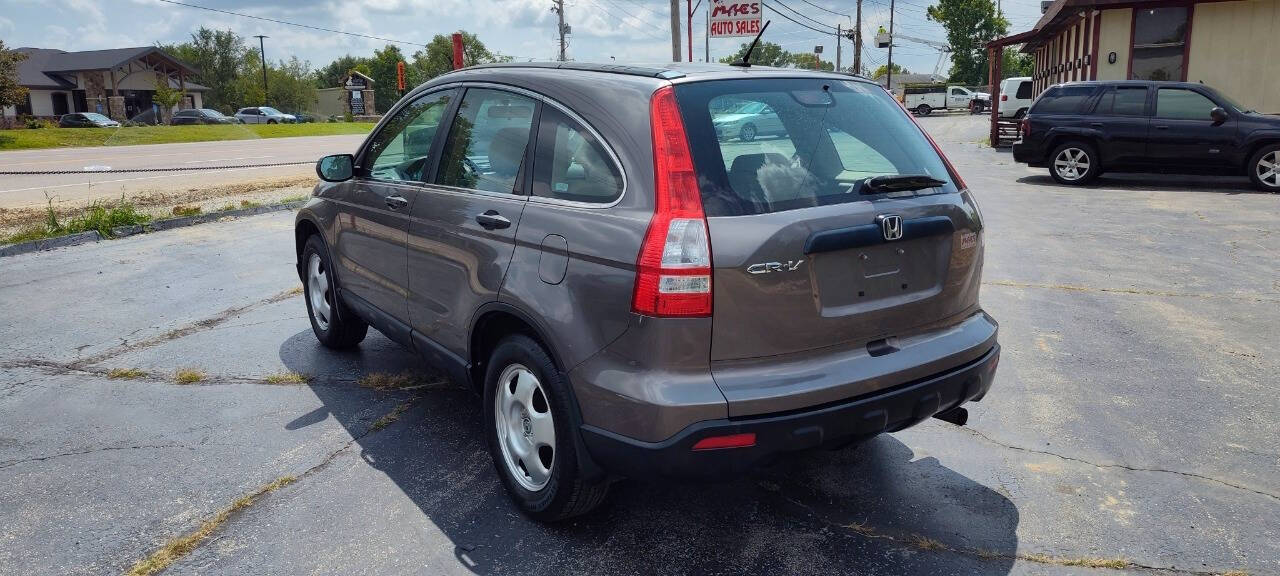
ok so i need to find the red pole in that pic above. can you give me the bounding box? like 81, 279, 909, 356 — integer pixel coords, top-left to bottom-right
687, 0, 693, 62
452, 33, 464, 70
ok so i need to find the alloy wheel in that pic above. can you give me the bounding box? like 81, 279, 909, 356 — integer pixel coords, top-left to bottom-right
1054, 147, 1090, 181
1257, 151, 1280, 188
306, 253, 331, 331
494, 363, 556, 491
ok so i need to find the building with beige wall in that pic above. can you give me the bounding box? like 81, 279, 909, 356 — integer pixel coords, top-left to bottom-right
3, 47, 206, 121
996, 0, 1280, 114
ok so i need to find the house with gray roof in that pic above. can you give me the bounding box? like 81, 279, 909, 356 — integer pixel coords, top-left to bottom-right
3, 46, 207, 121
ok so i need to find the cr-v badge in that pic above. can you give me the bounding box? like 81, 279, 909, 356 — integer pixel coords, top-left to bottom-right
746, 260, 805, 274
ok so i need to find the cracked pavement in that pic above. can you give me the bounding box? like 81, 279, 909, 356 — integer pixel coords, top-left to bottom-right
1, 115, 1276, 575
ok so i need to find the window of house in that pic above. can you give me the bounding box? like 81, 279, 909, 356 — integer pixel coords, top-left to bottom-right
1155, 88, 1217, 120
531, 106, 623, 203
1131, 7, 1189, 81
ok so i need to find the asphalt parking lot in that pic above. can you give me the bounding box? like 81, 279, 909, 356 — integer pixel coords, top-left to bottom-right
1, 114, 1276, 575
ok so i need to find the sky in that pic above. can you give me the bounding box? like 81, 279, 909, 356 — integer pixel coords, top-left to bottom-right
0, 0, 1046, 79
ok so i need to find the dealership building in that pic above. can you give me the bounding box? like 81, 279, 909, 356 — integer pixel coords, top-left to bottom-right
993, 0, 1280, 114
3, 46, 206, 121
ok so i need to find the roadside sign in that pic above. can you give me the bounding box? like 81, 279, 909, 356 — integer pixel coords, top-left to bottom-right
709, 0, 762, 38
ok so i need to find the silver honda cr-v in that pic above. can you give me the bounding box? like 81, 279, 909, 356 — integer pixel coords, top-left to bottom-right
296, 62, 1000, 521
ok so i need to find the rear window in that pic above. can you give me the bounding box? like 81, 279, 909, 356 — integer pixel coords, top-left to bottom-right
675, 78, 957, 216
1015, 81, 1033, 100
1030, 85, 1098, 115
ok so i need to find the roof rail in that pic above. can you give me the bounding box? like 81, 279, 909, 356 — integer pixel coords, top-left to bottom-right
453, 61, 686, 80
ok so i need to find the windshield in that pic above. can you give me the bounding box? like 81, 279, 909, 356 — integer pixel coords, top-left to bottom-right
675, 78, 957, 216
1207, 87, 1252, 113
201, 109, 226, 117
260, 107, 283, 115
83, 113, 112, 122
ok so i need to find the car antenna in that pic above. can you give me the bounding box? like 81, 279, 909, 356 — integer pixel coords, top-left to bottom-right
730, 21, 771, 67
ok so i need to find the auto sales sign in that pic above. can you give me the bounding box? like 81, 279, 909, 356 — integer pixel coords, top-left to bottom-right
710, 0, 762, 37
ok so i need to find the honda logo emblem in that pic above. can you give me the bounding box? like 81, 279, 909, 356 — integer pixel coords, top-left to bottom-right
878, 214, 903, 241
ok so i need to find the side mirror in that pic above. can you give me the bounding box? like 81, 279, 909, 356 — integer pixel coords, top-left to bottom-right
1210, 107, 1228, 124
316, 154, 354, 182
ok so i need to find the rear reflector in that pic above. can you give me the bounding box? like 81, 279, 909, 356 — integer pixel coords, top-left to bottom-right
691, 433, 757, 451
633, 85, 712, 317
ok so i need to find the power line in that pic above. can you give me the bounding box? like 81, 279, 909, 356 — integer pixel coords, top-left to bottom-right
153, 0, 428, 47
762, 2, 836, 34
769, 0, 838, 30
798, 0, 851, 18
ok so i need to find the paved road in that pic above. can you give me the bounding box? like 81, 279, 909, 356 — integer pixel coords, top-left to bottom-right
1, 115, 1276, 575
0, 134, 367, 210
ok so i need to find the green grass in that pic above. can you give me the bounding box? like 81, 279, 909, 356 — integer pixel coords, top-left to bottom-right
0, 122, 375, 150
2, 196, 151, 245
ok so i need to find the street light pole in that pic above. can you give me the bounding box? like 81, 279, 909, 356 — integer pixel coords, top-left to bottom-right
254, 35, 269, 105
887, 0, 894, 93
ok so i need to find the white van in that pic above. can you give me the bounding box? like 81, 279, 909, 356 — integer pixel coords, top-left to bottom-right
998, 77, 1034, 118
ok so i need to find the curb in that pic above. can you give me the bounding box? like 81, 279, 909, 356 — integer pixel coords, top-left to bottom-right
0, 201, 305, 258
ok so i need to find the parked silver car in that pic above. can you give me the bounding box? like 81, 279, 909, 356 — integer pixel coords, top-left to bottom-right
234, 106, 296, 124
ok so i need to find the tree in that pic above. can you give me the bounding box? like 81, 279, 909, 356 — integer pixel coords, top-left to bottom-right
926, 0, 1008, 86
0, 40, 29, 112
365, 45, 407, 113
1002, 50, 1033, 79
718, 41, 792, 68
789, 53, 835, 71
407, 32, 511, 88
267, 57, 318, 113
871, 63, 910, 79
151, 76, 183, 123
316, 55, 371, 89
159, 28, 252, 112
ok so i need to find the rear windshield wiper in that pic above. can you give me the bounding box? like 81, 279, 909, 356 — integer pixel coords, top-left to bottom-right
852, 174, 948, 195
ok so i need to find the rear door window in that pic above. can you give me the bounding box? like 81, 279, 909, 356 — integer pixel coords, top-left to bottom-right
1030, 85, 1098, 114
531, 106, 623, 203
1094, 86, 1149, 116
676, 78, 956, 216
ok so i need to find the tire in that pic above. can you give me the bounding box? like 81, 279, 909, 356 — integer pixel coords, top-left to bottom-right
1247, 143, 1280, 192
972, 101, 985, 114
739, 123, 757, 142
267, 119, 278, 124
301, 235, 368, 349
1049, 141, 1100, 185
483, 334, 609, 521
1014, 108, 1028, 120
915, 105, 932, 116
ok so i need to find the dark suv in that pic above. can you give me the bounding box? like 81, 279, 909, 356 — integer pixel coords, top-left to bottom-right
296, 62, 1000, 520
1014, 81, 1280, 191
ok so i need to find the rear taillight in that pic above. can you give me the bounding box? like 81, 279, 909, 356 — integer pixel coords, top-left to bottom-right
1020, 117, 1031, 138
1000, 94, 1008, 102
632, 86, 712, 318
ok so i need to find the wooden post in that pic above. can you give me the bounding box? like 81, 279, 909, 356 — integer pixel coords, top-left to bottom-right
988, 45, 1002, 148
109, 68, 117, 96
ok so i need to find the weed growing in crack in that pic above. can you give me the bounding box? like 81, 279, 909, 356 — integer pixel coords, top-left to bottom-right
358, 371, 432, 391
370, 400, 414, 431
264, 371, 311, 384
174, 369, 205, 384
107, 368, 148, 380
124, 475, 296, 576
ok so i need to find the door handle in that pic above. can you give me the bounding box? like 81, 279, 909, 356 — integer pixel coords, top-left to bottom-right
1154, 125, 1169, 130
1089, 122, 1104, 128
475, 210, 511, 230
384, 195, 409, 210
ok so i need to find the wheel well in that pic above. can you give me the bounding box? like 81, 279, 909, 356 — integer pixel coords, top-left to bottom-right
1245, 139, 1280, 165
469, 311, 552, 390
294, 219, 320, 280
1048, 135, 1097, 157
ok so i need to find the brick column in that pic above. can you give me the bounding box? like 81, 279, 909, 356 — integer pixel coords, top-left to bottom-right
361, 89, 375, 116
107, 96, 126, 121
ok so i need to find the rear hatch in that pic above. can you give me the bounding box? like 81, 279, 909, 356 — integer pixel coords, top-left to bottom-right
673, 77, 985, 412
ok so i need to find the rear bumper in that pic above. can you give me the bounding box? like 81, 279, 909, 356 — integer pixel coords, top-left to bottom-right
580, 343, 999, 479
1012, 141, 1044, 166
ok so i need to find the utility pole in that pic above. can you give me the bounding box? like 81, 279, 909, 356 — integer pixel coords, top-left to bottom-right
670, 0, 682, 61
254, 35, 268, 105
704, 2, 709, 62
853, 0, 862, 75
836, 24, 842, 71
887, 0, 895, 93
552, 0, 567, 61
687, 0, 693, 62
